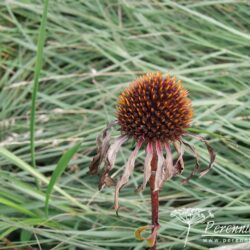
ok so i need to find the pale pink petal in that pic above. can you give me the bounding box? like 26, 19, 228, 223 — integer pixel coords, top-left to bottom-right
114, 140, 143, 211
137, 143, 153, 192
158, 144, 175, 188
164, 144, 175, 179
165, 144, 174, 174
154, 141, 164, 191
106, 135, 128, 167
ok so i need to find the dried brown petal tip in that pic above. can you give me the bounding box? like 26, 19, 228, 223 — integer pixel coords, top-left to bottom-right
173, 140, 185, 175
89, 121, 118, 175
181, 140, 200, 184
117, 72, 192, 143
184, 133, 216, 178
98, 175, 116, 190
98, 135, 128, 190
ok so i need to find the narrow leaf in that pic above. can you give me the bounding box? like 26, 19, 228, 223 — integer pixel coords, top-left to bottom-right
0, 197, 35, 217
45, 143, 81, 216
30, 0, 49, 186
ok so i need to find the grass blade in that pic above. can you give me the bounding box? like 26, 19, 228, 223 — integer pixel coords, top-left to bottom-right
45, 143, 81, 216
30, 0, 49, 183
0, 147, 89, 212
0, 197, 35, 217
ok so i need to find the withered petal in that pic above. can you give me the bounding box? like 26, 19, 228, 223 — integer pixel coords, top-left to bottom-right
99, 135, 128, 190
181, 140, 200, 184
173, 140, 185, 175
136, 143, 153, 192
163, 143, 175, 181
89, 134, 110, 175
184, 133, 216, 177
100, 175, 116, 189
114, 140, 143, 211
89, 120, 118, 175
154, 142, 164, 191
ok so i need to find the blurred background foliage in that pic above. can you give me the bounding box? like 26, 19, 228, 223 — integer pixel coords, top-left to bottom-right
0, 0, 250, 249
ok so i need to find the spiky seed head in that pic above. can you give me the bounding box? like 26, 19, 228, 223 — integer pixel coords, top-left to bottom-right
117, 72, 193, 143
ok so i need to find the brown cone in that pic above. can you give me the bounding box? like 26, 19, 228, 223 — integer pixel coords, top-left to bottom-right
117, 72, 193, 143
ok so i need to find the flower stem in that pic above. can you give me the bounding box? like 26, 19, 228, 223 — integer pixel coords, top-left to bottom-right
149, 146, 159, 250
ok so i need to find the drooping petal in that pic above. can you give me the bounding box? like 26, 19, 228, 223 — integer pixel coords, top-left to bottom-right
154, 141, 164, 191
181, 140, 200, 184
114, 140, 143, 211
89, 132, 110, 175
184, 133, 216, 176
163, 143, 175, 180
89, 120, 118, 175
137, 143, 153, 192
173, 140, 185, 175
99, 135, 128, 190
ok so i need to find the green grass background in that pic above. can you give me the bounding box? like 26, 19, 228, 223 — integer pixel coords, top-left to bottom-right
0, 0, 250, 249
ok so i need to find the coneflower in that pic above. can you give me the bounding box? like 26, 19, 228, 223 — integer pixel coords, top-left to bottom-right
89, 72, 216, 249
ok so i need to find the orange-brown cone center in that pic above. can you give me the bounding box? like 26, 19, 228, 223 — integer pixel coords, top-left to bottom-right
117, 72, 193, 143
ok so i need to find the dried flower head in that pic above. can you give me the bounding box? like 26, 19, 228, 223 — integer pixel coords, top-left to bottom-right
89, 72, 216, 211
117, 72, 192, 142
